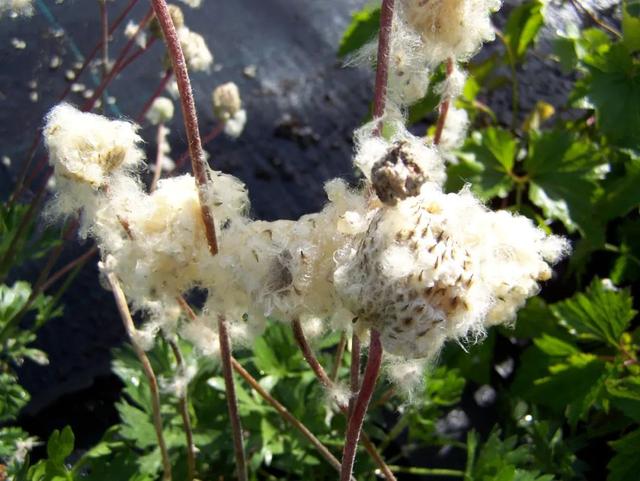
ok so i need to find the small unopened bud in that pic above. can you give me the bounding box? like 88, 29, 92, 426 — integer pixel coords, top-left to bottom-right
149, 4, 185, 39
371, 141, 426, 205
146, 97, 174, 125
212, 82, 242, 121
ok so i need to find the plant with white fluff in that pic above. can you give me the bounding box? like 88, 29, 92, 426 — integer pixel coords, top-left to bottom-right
39, 0, 572, 479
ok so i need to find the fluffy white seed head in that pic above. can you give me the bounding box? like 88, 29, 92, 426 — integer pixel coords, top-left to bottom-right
146, 97, 174, 125
334, 183, 568, 359
179, 0, 202, 8
224, 109, 247, 138
212, 82, 242, 121
44, 103, 143, 189
399, 0, 501, 64
438, 106, 469, 151
177, 27, 213, 72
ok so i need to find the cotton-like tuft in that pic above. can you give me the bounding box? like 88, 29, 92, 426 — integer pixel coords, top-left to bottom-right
146, 97, 174, 125
399, 0, 501, 64
334, 183, 568, 359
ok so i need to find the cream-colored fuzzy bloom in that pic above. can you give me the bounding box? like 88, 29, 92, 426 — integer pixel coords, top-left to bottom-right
146, 97, 174, 125
212, 82, 242, 121
438, 106, 469, 151
0, 0, 34, 18
334, 183, 568, 359
124, 20, 147, 49
400, 0, 501, 64
177, 27, 213, 72
44, 104, 143, 189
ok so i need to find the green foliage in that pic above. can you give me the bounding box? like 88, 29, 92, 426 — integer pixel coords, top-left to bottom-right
337, 5, 380, 58
503, 0, 545, 63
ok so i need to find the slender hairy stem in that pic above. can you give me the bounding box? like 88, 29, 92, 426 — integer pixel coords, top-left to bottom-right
167, 339, 197, 481
389, 465, 465, 477
174, 123, 223, 172
83, 7, 154, 111
136, 69, 174, 124
218, 316, 248, 481
175, 298, 350, 479
495, 30, 519, 130
349, 334, 361, 416
105, 272, 172, 481
149, 0, 219, 255
151, 123, 168, 192
8, 0, 140, 205
290, 320, 397, 481
292, 319, 333, 386
331, 332, 347, 382
231, 357, 353, 479
372, 0, 395, 133
340, 330, 383, 481
433, 58, 454, 145
99, 0, 109, 79
40, 245, 98, 293
569, 0, 621, 38
117, 36, 158, 73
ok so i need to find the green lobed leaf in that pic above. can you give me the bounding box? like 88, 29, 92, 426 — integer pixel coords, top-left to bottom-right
606, 376, 640, 422
337, 5, 380, 58
46, 426, 74, 464
610, 220, 640, 284
524, 130, 604, 234
596, 155, 640, 222
447, 128, 516, 199
551, 278, 636, 348
580, 42, 640, 148
608, 429, 640, 481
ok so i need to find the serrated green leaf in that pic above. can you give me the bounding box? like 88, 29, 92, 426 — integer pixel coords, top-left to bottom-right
504, 0, 544, 61
116, 401, 159, 449
0, 373, 30, 422
580, 43, 640, 148
447, 128, 516, 199
551, 278, 636, 347
606, 376, 640, 422
338, 6, 380, 58
608, 429, 640, 481
596, 156, 640, 221
533, 335, 579, 357
611, 220, 640, 284
524, 130, 604, 234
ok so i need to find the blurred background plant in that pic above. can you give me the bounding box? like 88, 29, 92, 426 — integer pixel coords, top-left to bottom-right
1, 0, 639, 480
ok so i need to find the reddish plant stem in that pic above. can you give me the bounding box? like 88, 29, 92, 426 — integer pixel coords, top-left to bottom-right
167, 338, 197, 481
136, 69, 174, 124
151, 123, 168, 192
8, 0, 140, 206
340, 330, 383, 481
106, 273, 172, 481
218, 316, 248, 481
117, 36, 158, 74
175, 298, 350, 478
99, 0, 109, 80
230, 357, 352, 478
83, 7, 154, 111
40, 245, 98, 293
174, 123, 223, 172
291, 319, 333, 387
372, 0, 395, 134
149, 0, 219, 256
349, 334, 361, 417
433, 58, 455, 146
290, 320, 397, 481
